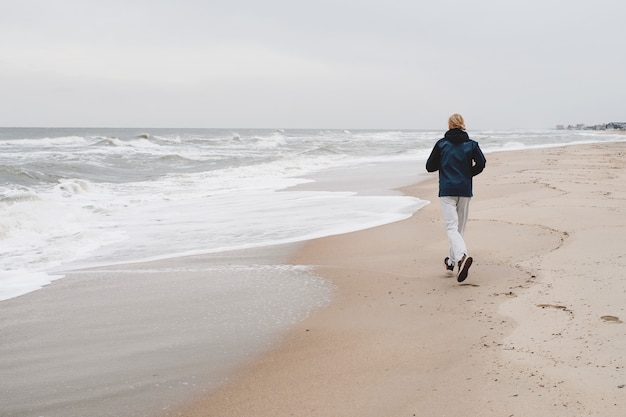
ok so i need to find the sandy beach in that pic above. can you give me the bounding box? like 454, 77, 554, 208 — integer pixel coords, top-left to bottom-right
178, 141, 626, 416
2, 141, 626, 417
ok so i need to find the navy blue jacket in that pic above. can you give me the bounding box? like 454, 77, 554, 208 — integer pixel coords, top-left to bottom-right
425, 128, 486, 197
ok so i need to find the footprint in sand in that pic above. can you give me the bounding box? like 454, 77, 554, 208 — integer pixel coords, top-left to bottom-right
601, 315, 623, 323
537, 303, 568, 310
491, 291, 517, 297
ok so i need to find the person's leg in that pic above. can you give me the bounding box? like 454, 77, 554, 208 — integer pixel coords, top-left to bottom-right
455, 197, 473, 282
440, 196, 467, 263
456, 197, 471, 236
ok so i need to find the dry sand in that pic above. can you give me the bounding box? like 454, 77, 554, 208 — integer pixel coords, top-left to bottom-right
178, 142, 626, 417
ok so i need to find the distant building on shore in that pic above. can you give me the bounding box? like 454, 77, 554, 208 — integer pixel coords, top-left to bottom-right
606, 122, 626, 130
556, 122, 626, 131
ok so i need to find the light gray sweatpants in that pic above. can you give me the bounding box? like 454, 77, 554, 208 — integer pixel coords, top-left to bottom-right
440, 196, 471, 264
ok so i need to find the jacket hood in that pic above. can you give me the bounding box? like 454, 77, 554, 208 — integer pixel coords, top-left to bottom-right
444, 128, 470, 144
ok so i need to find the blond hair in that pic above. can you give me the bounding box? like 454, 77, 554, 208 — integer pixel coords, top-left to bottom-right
448, 114, 466, 131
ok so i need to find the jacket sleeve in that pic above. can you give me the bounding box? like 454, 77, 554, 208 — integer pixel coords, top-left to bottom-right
425, 144, 440, 172
471, 143, 486, 176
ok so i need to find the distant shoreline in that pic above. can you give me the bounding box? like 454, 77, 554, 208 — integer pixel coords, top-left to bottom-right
556, 121, 626, 131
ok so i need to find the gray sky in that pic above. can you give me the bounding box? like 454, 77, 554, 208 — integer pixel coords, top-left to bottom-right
1, 0, 624, 129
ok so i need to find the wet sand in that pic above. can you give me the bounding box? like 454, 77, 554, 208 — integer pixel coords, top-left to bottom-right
178, 142, 626, 417
0, 246, 330, 417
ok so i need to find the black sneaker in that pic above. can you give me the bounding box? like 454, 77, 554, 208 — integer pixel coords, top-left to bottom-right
444, 257, 455, 273
457, 255, 473, 282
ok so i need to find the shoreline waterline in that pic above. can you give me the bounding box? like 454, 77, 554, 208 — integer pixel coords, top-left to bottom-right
2, 127, 625, 302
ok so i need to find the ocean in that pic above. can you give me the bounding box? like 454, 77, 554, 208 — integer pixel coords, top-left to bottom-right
1, 127, 623, 301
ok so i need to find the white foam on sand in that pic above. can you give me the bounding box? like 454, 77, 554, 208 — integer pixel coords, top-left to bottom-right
0, 271, 64, 301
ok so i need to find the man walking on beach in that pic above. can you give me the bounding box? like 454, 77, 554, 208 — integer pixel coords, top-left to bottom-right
426, 114, 486, 282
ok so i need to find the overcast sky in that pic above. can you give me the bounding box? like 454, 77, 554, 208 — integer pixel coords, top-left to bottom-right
1, 0, 624, 129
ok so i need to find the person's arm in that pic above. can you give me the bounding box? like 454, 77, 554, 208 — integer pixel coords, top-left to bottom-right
471, 143, 486, 176
425, 143, 441, 172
